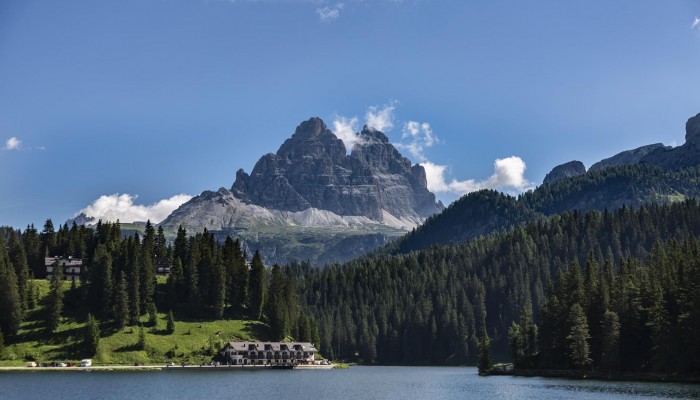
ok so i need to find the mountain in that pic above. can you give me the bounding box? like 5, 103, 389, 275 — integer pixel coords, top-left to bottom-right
589, 143, 668, 172
640, 112, 700, 170
389, 112, 700, 254
542, 160, 586, 185
161, 117, 443, 265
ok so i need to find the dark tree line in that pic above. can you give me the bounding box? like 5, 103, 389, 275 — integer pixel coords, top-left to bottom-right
509, 237, 700, 374
295, 200, 700, 366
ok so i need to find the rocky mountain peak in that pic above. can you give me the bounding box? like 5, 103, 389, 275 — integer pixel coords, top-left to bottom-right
276, 117, 347, 162
359, 125, 390, 143
589, 143, 669, 172
686, 112, 700, 147
229, 117, 443, 222
543, 161, 586, 185
639, 112, 700, 170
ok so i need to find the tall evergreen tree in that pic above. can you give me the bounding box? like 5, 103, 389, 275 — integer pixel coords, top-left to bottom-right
247, 251, 266, 320
267, 264, 287, 340
139, 222, 156, 315
46, 264, 64, 333
22, 224, 42, 278
89, 244, 113, 319
40, 219, 57, 257
567, 303, 591, 369
137, 326, 146, 350
113, 271, 129, 330
600, 309, 620, 371
83, 313, 100, 357
127, 235, 141, 325
478, 329, 493, 375
0, 240, 22, 337
166, 310, 175, 334
166, 258, 184, 307
8, 231, 30, 313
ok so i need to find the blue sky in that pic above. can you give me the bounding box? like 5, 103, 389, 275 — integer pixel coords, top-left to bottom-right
1, 0, 700, 228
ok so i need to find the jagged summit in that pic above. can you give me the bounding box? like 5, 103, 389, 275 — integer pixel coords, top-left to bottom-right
640, 112, 700, 170
230, 117, 442, 222
589, 143, 669, 172
543, 161, 586, 185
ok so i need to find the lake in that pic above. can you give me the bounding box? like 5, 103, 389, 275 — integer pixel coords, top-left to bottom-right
1, 366, 699, 400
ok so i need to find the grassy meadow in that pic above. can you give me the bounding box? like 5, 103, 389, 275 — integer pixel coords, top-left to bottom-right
0, 279, 270, 366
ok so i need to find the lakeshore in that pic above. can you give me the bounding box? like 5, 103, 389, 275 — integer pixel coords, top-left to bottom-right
486, 366, 700, 385
0, 363, 336, 372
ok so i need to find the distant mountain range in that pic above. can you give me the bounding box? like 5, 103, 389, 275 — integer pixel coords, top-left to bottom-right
388, 112, 700, 254
70, 112, 700, 265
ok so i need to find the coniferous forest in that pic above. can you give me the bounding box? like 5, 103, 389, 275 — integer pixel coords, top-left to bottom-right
294, 199, 700, 374
0, 221, 316, 359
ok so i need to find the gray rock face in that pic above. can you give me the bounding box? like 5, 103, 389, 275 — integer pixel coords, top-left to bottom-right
641, 113, 700, 170
543, 161, 586, 185
589, 143, 669, 172
231, 117, 443, 221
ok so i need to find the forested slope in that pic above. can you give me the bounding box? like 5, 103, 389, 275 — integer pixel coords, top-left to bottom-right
296, 200, 700, 370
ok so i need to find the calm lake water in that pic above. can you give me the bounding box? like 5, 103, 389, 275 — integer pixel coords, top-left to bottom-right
1, 366, 699, 400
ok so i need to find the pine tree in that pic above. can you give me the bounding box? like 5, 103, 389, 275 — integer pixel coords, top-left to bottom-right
137, 326, 146, 350
22, 224, 43, 278
26, 280, 36, 310
267, 264, 287, 340
113, 271, 129, 330
83, 313, 100, 357
46, 264, 64, 333
210, 259, 226, 319
166, 310, 175, 334
600, 309, 620, 371
147, 302, 157, 328
247, 251, 265, 320
40, 219, 56, 257
139, 221, 156, 313
89, 244, 113, 319
0, 240, 23, 337
127, 235, 141, 325
8, 231, 30, 314
231, 241, 248, 315
166, 258, 184, 307
508, 321, 523, 367
567, 303, 591, 369
478, 328, 493, 375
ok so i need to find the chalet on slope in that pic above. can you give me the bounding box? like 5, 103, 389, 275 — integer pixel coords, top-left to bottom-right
219, 342, 317, 366
45, 256, 83, 281
45, 255, 172, 281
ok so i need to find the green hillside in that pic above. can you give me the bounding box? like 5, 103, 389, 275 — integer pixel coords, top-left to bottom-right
389, 164, 700, 255
0, 279, 269, 366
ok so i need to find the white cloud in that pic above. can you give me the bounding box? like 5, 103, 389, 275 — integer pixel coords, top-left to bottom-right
316, 3, 343, 21
396, 121, 438, 161
693, 17, 700, 30
332, 115, 361, 152
77, 193, 193, 224
365, 102, 397, 132
421, 156, 532, 196
4, 137, 21, 150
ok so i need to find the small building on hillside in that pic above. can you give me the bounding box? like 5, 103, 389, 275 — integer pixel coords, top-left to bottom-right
155, 257, 171, 275
45, 256, 82, 282
219, 342, 317, 366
